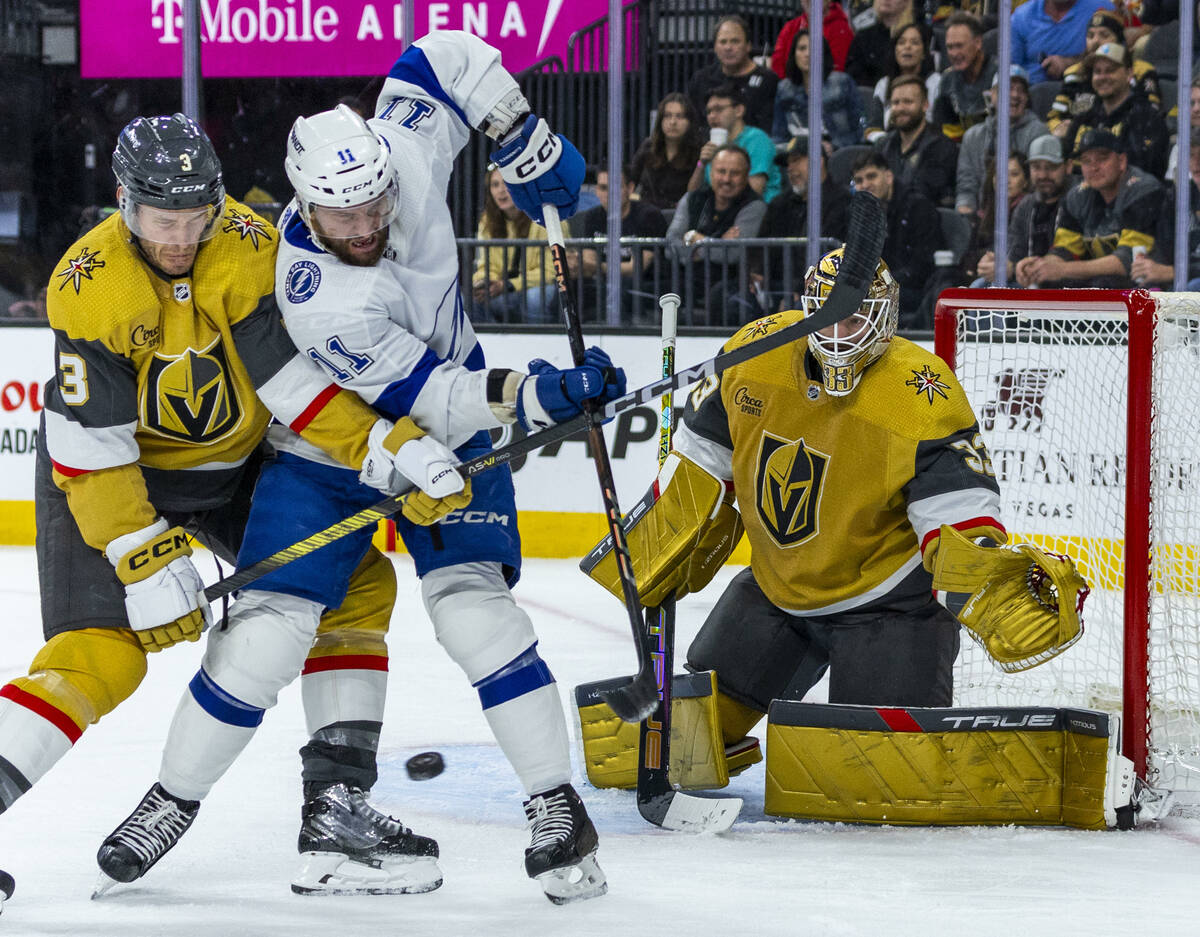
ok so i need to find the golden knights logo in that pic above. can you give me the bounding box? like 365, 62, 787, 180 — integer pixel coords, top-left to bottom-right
755, 433, 829, 547
905, 364, 950, 404
222, 207, 273, 250
141, 336, 242, 443
55, 247, 106, 294
740, 315, 780, 340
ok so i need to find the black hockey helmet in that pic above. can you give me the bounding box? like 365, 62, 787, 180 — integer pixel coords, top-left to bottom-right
112, 113, 225, 242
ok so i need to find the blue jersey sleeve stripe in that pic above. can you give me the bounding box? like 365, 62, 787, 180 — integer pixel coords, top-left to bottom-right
387, 46, 471, 128
371, 345, 444, 420
188, 667, 265, 728
464, 341, 485, 372
283, 210, 322, 254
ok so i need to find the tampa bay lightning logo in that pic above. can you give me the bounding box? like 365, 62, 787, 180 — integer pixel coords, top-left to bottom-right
284, 260, 322, 304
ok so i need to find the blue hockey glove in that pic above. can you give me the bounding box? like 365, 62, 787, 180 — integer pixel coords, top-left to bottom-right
582, 346, 627, 405
490, 115, 585, 224
514, 349, 619, 431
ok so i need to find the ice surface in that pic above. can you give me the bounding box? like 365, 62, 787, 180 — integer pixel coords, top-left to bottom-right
0, 547, 1196, 937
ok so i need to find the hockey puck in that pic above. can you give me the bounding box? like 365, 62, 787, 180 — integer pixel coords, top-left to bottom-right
0, 868, 14, 901
405, 751, 445, 781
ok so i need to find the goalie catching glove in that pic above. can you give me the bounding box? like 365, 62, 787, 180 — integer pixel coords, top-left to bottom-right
107, 519, 212, 653
360, 418, 472, 526
582, 452, 743, 606
929, 524, 1090, 672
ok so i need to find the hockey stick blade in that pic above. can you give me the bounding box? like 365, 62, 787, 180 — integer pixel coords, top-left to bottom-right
204, 193, 885, 604
640, 788, 742, 834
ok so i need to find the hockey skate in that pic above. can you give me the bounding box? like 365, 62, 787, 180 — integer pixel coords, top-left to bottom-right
94, 783, 200, 897
292, 782, 442, 896
522, 783, 607, 904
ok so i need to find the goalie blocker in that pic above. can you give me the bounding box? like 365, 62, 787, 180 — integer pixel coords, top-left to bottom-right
764, 702, 1142, 829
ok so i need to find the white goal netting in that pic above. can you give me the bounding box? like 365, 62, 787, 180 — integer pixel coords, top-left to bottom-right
936, 290, 1200, 798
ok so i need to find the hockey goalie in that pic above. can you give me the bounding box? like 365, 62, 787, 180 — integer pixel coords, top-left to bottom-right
575, 249, 1137, 830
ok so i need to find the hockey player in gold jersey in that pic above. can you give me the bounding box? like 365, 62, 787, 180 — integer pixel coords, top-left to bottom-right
0, 114, 469, 901
581, 247, 1088, 789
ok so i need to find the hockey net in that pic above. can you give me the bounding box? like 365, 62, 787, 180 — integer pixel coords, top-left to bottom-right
934, 289, 1200, 802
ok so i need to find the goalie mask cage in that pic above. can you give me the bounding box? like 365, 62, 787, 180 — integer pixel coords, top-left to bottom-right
934, 288, 1200, 802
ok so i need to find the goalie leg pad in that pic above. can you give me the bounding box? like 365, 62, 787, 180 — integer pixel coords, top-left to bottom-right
575, 671, 742, 790
764, 702, 1124, 829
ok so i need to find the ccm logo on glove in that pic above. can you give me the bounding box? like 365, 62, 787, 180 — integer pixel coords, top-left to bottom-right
513, 134, 561, 180
125, 530, 191, 572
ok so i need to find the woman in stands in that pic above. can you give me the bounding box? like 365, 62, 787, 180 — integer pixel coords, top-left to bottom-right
630, 92, 704, 211
772, 29, 864, 150
470, 167, 568, 324
864, 23, 940, 142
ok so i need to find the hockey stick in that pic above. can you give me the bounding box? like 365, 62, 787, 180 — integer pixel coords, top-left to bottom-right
543, 202, 658, 724
635, 296, 742, 831
203, 193, 885, 607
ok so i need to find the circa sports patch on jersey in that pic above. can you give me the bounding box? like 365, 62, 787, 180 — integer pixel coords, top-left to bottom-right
284, 260, 322, 304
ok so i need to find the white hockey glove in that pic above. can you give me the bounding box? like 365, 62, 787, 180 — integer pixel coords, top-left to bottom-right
107, 519, 211, 653
360, 418, 473, 526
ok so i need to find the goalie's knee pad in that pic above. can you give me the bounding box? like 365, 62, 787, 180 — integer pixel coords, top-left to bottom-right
198, 589, 323, 714
422, 562, 537, 684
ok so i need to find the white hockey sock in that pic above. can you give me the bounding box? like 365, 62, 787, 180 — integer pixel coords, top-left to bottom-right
483, 683, 571, 796
0, 693, 77, 812
158, 680, 258, 802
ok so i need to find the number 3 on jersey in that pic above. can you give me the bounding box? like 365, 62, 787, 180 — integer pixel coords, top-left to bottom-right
307, 336, 374, 383
58, 352, 89, 405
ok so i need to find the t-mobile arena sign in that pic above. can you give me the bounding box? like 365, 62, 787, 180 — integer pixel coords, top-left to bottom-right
81, 0, 607, 78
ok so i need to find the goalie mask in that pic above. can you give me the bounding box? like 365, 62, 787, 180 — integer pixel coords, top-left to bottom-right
112, 113, 225, 246
285, 104, 400, 259
801, 248, 899, 396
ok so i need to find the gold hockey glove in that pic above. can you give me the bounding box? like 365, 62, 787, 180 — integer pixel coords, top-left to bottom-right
931, 524, 1090, 672
401, 480, 473, 526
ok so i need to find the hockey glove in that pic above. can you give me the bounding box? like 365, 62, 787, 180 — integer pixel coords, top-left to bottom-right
514, 349, 625, 432
931, 524, 1090, 673
108, 519, 211, 653
360, 418, 472, 525
489, 114, 586, 224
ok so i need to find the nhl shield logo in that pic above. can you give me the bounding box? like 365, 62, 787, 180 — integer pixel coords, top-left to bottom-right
173, 282, 191, 303
755, 433, 829, 547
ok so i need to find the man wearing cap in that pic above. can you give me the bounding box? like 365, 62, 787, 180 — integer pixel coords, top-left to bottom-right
1011, 0, 1116, 83
1018, 128, 1162, 288
932, 12, 997, 142
978, 135, 1076, 285
955, 66, 1049, 217
1047, 10, 1161, 131
874, 76, 959, 207
1063, 42, 1169, 179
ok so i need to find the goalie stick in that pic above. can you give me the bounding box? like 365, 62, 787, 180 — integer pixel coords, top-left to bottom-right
202, 192, 885, 613
636, 292, 742, 832
543, 202, 658, 724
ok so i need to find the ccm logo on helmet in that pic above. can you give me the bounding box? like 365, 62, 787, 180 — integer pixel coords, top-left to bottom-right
340, 180, 375, 194
127, 531, 189, 571
171, 184, 208, 193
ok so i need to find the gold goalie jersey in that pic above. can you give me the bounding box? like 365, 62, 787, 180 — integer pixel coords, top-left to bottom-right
677, 311, 1006, 615
44, 199, 377, 550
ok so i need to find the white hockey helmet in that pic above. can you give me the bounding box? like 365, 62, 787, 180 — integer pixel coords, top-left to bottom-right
801, 247, 899, 397
284, 103, 399, 249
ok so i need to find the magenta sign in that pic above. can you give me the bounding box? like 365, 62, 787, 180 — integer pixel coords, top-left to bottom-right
81, 0, 608, 78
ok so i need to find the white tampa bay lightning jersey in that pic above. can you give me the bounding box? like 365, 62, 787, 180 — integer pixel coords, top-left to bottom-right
274, 31, 521, 464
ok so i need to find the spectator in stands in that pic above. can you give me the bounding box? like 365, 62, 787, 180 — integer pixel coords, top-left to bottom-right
962, 152, 1032, 278
772, 30, 865, 149
874, 75, 959, 206
771, 0, 856, 76
850, 150, 940, 328
1164, 78, 1200, 178
570, 165, 669, 324
1135, 140, 1200, 289
1011, 0, 1116, 83
5, 286, 47, 320
667, 145, 767, 324
630, 93, 705, 211
864, 22, 942, 142
688, 15, 780, 133
956, 66, 1049, 217
470, 167, 566, 324
1062, 42, 1170, 178
1018, 128, 1161, 288
1047, 9, 1161, 131
932, 12, 998, 141
977, 135, 1075, 285
845, 0, 916, 87
691, 85, 782, 203
755, 132, 851, 308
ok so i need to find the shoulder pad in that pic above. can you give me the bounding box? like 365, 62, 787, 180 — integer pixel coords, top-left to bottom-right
723, 309, 805, 353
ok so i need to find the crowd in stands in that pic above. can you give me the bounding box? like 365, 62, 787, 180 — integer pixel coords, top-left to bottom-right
464, 0, 1200, 329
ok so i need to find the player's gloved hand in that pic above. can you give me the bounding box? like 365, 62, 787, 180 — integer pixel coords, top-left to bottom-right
361, 418, 473, 525
514, 347, 625, 431
583, 346, 627, 405
490, 114, 586, 224
107, 519, 211, 653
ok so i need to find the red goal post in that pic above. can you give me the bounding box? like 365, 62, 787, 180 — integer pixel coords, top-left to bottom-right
934, 288, 1199, 801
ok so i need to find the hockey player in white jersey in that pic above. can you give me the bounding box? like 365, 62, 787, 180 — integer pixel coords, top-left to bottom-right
98, 31, 618, 904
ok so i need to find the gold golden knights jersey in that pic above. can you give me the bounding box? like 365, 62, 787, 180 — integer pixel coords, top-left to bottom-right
44, 199, 378, 550
676, 311, 1005, 615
